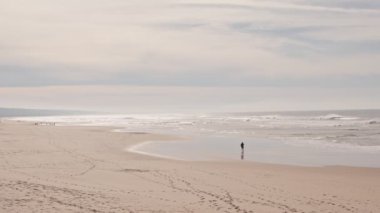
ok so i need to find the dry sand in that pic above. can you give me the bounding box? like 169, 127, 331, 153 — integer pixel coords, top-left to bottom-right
0, 121, 379, 213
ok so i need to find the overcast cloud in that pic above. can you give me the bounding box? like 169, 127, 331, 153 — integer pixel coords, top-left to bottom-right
1, 0, 379, 112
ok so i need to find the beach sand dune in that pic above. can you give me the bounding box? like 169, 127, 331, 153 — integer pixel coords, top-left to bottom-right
0, 121, 379, 212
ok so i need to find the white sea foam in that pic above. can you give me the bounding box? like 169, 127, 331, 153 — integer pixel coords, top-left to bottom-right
10, 110, 380, 152
317, 114, 358, 120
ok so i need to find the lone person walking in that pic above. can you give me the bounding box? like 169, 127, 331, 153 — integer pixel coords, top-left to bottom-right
240, 142, 245, 160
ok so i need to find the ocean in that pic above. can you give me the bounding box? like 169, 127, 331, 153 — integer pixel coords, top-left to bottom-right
7, 109, 380, 167
0, 108, 89, 118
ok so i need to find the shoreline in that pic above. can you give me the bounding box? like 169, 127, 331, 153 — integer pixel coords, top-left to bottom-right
4, 120, 379, 172
5, 118, 380, 168
7, 113, 380, 168
1, 121, 380, 212
7, 119, 380, 168
126, 141, 187, 161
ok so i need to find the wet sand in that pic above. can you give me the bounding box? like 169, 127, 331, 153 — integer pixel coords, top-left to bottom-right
128, 135, 380, 168
0, 121, 380, 212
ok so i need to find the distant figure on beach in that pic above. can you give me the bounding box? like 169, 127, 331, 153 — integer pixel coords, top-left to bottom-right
240, 142, 245, 160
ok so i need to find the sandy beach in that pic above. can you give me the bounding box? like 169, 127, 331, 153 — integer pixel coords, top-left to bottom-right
0, 121, 379, 213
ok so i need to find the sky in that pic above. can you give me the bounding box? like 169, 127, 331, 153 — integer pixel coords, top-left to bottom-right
1, 0, 380, 113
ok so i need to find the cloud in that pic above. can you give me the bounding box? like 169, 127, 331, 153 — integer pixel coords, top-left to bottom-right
1, 85, 379, 113
177, 1, 380, 13
0, 0, 379, 88
306, 0, 380, 10
228, 22, 380, 56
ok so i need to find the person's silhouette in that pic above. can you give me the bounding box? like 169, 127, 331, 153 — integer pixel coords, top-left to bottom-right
240, 142, 245, 160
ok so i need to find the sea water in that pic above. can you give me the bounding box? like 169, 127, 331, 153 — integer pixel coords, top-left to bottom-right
10, 109, 380, 167
0, 108, 85, 118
